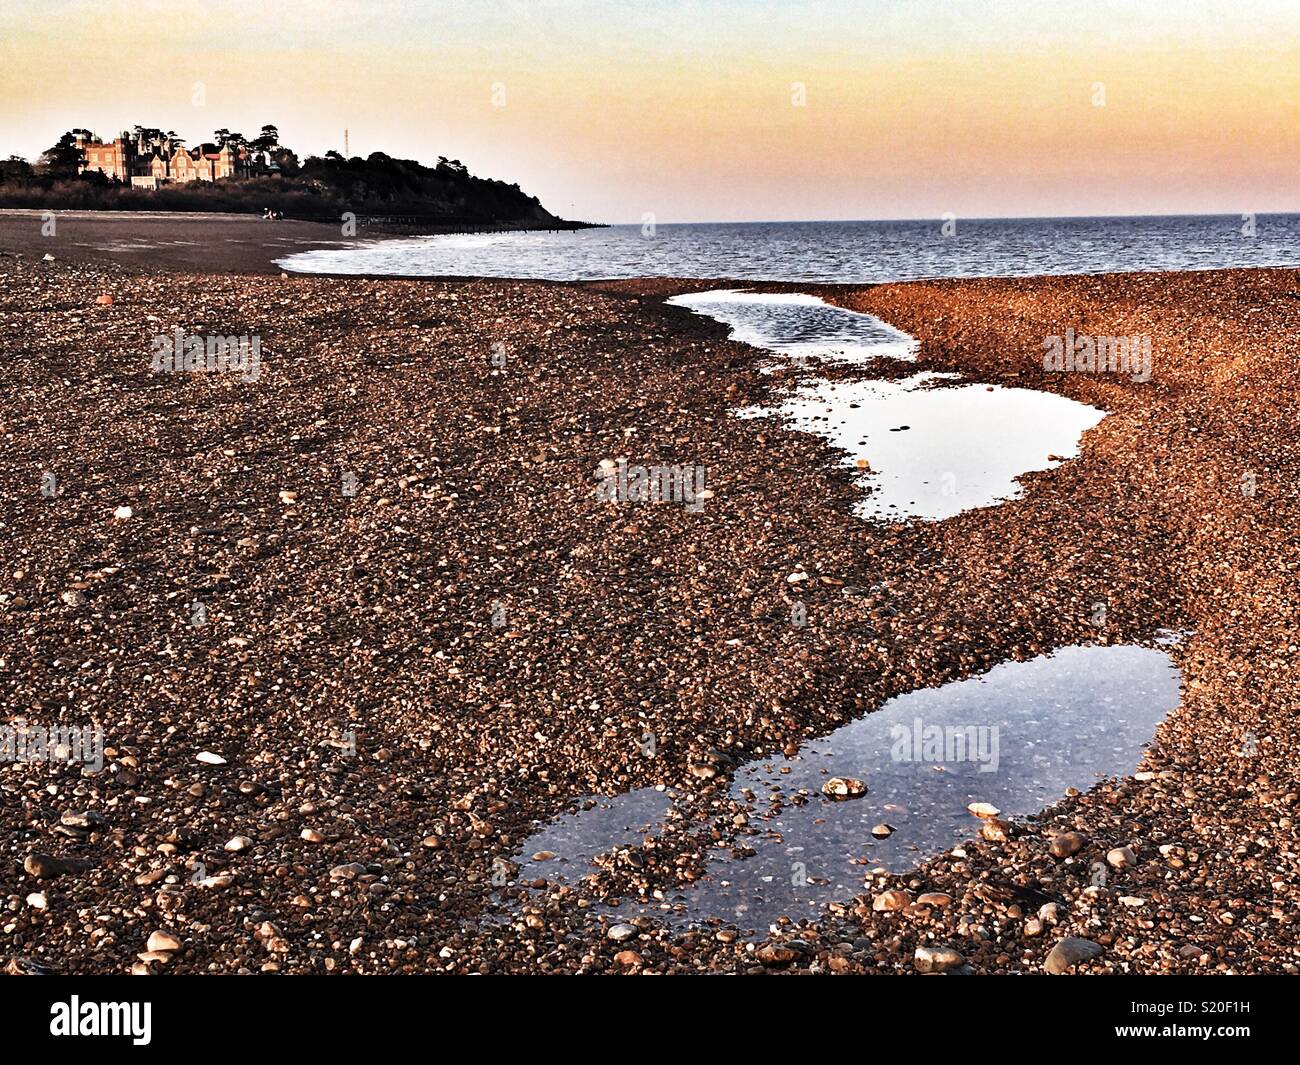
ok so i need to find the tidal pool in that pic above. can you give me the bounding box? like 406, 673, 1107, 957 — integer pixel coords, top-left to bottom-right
742, 373, 1106, 521
667, 288, 1106, 521
667, 289, 918, 363
511, 644, 1182, 933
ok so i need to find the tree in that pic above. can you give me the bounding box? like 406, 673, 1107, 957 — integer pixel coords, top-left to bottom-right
213, 128, 231, 147
268, 147, 299, 174
251, 124, 280, 153
0, 155, 35, 183
39, 132, 84, 178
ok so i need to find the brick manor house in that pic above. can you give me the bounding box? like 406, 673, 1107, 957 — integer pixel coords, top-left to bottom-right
76, 130, 263, 188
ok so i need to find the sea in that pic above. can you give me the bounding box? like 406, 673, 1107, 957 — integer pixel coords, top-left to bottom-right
277, 213, 1300, 282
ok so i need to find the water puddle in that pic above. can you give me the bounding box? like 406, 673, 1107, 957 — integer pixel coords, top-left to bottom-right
513, 789, 675, 885
667, 289, 917, 363
509, 643, 1181, 933
743, 373, 1106, 521
670, 288, 1104, 521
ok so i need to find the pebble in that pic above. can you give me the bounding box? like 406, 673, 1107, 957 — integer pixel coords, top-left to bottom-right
60, 810, 106, 830
980, 819, 1010, 842
195, 751, 227, 765
136, 951, 172, 965
146, 931, 181, 954
916, 892, 952, 908
872, 890, 911, 911
1050, 831, 1086, 857
822, 776, 867, 800
914, 945, 965, 973
755, 943, 799, 966
1044, 937, 1104, 974
1107, 845, 1137, 870
224, 835, 253, 852
23, 853, 90, 879
606, 923, 638, 942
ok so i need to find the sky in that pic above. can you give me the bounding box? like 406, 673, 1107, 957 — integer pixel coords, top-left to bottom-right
1, 0, 1297, 223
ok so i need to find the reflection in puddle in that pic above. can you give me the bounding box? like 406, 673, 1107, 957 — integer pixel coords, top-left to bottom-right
743, 373, 1106, 521
654, 644, 1179, 931
511, 644, 1181, 934
666, 289, 917, 363
513, 789, 674, 884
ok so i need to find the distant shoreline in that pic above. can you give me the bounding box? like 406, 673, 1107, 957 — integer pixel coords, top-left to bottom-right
0, 208, 602, 276
0, 209, 353, 274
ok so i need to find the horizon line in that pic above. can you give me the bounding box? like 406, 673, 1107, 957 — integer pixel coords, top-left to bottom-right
596, 209, 1300, 227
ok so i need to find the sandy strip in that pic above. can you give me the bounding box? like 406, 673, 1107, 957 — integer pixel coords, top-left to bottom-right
0, 209, 355, 275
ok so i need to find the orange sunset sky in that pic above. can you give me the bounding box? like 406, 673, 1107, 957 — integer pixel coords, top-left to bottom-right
1, 0, 1296, 222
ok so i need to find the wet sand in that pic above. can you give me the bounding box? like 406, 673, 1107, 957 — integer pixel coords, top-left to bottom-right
1, 229, 1296, 973
0, 209, 351, 274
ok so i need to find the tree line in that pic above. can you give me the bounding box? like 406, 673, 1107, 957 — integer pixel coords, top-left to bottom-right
0, 124, 574, 226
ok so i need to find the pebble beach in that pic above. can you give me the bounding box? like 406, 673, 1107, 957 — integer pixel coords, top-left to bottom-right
1, 217, 1297, 975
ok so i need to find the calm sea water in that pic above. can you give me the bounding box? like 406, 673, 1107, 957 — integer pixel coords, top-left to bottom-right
278, 214, 1300, 281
